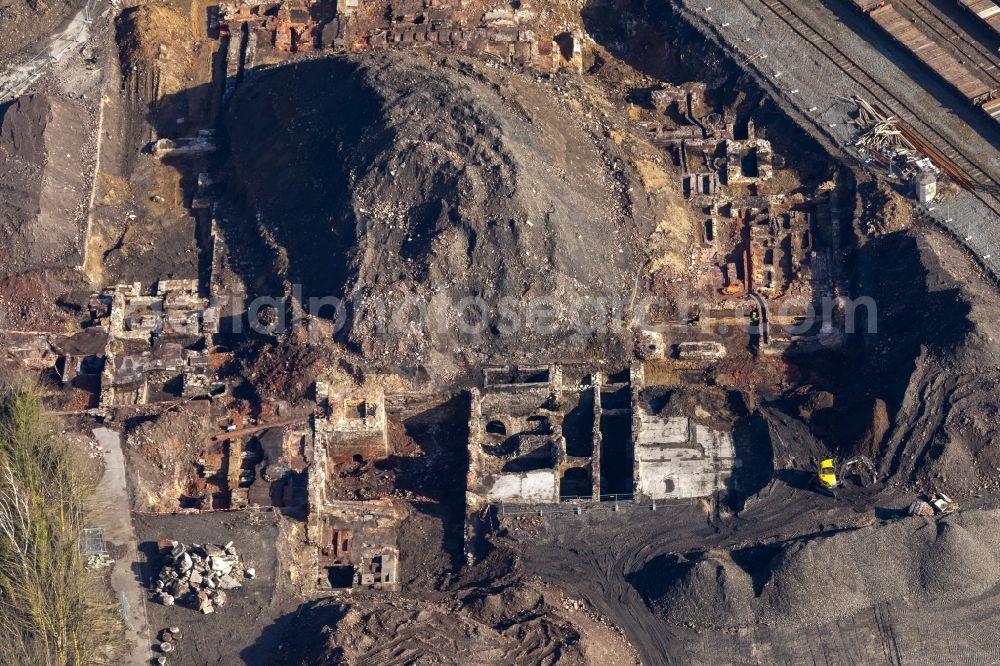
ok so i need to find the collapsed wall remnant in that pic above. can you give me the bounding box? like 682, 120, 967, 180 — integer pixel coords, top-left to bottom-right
313, 381, 388, 462
218, 0, 335, 57
152, 131, 218, 157
466, 363, 746, 505
747, 207, 815, 300
723, 123, 774, 185
682, 185, 843, 356
676, 341, 727, 361
90, 280, 218, 343
0, 279, 229, 410
307, 381, 400, 592
627, 62, 848, 363
467, 365, 602, 508
309, 505, 400, 591
466, 363, 752, 511
216, 0, 584, 72
99, 341, 224, 407
87, 280, 224, 407
210, 424, 312, 511
464, 363, 752, 553
632, 415, 735, 499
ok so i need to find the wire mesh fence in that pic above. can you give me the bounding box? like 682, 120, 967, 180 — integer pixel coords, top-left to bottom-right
80, 527, 107, 556
495, 494, 700, 517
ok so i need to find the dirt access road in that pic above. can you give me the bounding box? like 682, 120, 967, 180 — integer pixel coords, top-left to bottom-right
91, 427, 152, 665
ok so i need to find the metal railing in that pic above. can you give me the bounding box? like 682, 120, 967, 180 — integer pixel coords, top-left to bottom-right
118, 592, 134, 632
496, 494, 697, 517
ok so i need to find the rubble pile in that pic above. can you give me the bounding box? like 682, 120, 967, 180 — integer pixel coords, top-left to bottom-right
852, 96, 915, 156
152, 540, 255, 613
85, 553, 115, 570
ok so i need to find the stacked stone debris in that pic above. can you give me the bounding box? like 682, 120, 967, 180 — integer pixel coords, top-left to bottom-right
85, 553, 114, 570
152, 540, 256, 613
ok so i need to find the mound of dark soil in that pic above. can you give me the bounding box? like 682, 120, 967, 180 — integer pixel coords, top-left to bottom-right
122, 403, 217, 511
226, 51, 650, 379
0, 93, 88, 276
765, 225, 1000, 496
861, 230, 1000, 495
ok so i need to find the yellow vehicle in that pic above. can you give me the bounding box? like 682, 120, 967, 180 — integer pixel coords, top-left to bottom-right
818, 458, 839, 490
815, 456, 877, 496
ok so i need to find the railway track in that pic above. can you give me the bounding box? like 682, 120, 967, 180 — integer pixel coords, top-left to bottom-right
754, 0, 1000, 216
901, 0, 1000, 90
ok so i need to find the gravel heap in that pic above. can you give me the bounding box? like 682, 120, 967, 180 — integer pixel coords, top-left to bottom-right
652, 554, 755, 627
152, 540, 255, 614
642, 509, 1000, 628
761, 510, 1000, 625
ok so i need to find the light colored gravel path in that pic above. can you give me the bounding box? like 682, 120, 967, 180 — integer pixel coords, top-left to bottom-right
91, 427, 152, 666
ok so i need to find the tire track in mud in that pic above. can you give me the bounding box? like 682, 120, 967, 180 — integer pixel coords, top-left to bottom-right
872, 602, 901, 666
120, 67, 144, 178
881, 355, 947, 481
520, 512, 688, 662
519, 493, 839, 663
